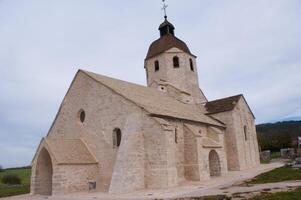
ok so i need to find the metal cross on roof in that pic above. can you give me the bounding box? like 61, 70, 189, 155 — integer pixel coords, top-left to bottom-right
162, 0, 168, 19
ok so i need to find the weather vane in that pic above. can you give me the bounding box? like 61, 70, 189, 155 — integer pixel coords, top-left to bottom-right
162, 0, 168, 19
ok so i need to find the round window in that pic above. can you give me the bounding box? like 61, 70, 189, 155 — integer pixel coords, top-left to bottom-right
79, 110, 85, 123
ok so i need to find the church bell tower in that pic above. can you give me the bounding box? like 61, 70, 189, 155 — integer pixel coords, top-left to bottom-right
144, 15, 207, 104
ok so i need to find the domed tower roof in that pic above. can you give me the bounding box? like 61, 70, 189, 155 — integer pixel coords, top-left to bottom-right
146, 19, 195, 60
159, 19, 175, 35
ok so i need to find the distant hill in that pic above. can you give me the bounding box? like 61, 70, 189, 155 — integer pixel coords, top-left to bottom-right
256, 120, 301, 152
269, 116, 301, 123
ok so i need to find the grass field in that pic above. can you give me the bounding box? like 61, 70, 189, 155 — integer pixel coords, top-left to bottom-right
247, 167, 301, 184
249, 187, 301, 200
270, 152, 281, 159
260, 160, 271, 164
0, 168, 31, 198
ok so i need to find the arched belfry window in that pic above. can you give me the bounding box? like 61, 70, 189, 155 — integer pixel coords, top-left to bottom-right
173, 56, 180, 68
190, 58, 194, 71
155, 60, 159, 72
244, 125, 248, 141
113, 128, 122, 148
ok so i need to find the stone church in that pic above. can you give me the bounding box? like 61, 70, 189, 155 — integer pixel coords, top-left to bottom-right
30, 17, 260, 195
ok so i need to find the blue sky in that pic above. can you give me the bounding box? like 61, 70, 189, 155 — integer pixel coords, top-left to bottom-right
0, 0, 300, 168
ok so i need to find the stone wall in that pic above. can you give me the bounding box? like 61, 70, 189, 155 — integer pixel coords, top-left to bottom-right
209, 111, 240, 170
31, 141, 98, 195
232, 98, 260, 170
32, 69, 259, 196
39, 71, 181, 194
160, 119, 227, 182
183, 124, 201, 181
109, 113, 145, 193
209, 97, 260, 171
145, 47, 207, 104
202, 148, 228, 177
143, 117, 178, 189
52, 164, 98, 194
199, 127, 228, 179
46, 71, 147, 192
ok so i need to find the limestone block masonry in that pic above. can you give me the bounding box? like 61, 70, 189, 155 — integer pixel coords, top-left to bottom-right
31, 17, 260, 196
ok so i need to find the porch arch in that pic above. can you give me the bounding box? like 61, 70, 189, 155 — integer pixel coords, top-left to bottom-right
34, 148, 53, 195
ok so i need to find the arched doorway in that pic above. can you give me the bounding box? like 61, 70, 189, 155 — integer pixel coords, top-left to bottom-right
35, 148, 53, 195
209, 150, 221, 177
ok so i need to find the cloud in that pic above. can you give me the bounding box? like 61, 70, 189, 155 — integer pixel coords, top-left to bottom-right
0, 0, 300, 167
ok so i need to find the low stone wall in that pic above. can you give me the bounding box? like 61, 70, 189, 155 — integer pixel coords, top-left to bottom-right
260, 150, 271, 161
280, 148, 295, 159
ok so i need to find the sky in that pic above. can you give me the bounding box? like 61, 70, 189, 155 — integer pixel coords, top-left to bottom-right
0, 0, 300, 168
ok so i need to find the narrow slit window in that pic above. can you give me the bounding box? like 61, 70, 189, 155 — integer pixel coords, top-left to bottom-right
190, 58, 194, 71
155, 60, 159, 71
173, 56, 180, 68
113, 128, 122, 148
175, 128, 178, 143
244, 126, 248, 141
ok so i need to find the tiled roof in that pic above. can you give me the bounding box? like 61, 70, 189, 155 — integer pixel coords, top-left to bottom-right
205, 95, 243, 114
46, 139, 97, 164
82, 70, 224, 127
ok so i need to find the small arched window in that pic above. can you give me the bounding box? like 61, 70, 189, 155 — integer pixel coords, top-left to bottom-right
244, 126, 248, 141
78, 109, 85, 123
173, 56, 180, 68
190, 58, 194, 71
113, 128, 122, 148
154, 60, 159, 72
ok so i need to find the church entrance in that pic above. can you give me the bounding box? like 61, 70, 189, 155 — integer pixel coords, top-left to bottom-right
209, 150, 221, 177
35, 148, 53, 195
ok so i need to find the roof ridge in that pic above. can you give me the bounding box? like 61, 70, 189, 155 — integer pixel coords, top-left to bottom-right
81, 69, 174, 96
80, 69, 142, 86
81, 70, 152, 109
205, 94, 255, 119
208, 94, 243, 103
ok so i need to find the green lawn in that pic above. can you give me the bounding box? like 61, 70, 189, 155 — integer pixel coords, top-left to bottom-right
247, 167, 301, 184
270, 152, 281, 159
249, 187, 301, 200
0, 168, 31, 198
190, 195, 230, 200
261, 160, 271, 164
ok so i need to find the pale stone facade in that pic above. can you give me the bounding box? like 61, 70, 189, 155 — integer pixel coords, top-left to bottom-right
31, 18, 260, 196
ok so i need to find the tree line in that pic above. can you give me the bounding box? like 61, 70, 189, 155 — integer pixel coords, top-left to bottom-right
256, 120, 301, 152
